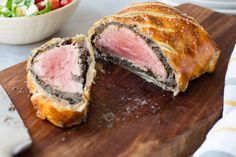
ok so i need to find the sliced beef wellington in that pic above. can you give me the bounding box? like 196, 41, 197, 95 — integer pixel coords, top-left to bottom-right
88, 2, 220, 95
27, 35, 96, 128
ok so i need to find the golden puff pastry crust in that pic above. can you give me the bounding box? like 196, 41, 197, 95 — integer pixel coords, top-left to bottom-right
27, 35, 96, 127
88, 2, 220, 95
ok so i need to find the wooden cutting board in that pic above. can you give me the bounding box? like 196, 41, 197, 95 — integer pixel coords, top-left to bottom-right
1, 4, 236, 157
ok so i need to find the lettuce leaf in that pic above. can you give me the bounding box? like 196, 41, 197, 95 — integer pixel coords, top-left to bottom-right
6, 0, 12, 10
25, 0, 34, 8
0, 0, 52, 17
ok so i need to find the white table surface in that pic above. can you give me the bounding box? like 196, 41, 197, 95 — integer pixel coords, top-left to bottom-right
0, 0, 157, 71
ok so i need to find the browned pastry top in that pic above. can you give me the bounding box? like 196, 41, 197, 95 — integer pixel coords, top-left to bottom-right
88, 2, 220, 93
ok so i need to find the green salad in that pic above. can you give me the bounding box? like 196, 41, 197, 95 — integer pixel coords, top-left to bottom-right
0, 0, 72, 17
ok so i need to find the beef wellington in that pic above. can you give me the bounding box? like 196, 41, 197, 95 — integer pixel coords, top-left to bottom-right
27, 35, 96, 127
88, 2, 220, 95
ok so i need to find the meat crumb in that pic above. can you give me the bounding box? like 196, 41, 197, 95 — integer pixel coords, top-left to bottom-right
183, 13, 187, 17
14, 87, 26, 95
107, 123, 113, 128
141, 100, 148, 106
96, 63, 106, 74
126, 107, 130, 111
103, 112, 116, 122
8, 103, 16, 112
61, 137, 66, 142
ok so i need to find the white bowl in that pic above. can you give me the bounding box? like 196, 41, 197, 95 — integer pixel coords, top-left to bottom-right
0, 0, 80, 45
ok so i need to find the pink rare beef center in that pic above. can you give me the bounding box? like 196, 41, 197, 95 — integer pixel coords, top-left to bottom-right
98, 25, 167, 79
33, 45, 83, 93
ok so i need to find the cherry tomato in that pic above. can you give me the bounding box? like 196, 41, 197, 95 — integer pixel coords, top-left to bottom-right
35, 0, 43, 4
50, 0, 60, 10
60, 0, 72, 7
36, 2, 45, 11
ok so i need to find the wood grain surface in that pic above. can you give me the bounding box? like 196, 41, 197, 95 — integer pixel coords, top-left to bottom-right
0, 4, 236, 157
